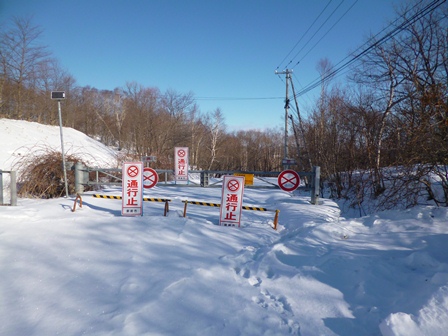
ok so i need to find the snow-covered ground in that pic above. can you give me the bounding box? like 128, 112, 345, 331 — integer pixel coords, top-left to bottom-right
1, 119, 447, 335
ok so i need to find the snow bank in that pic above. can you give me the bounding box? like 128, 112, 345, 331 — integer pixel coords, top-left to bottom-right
380, 286, 448, 336
0, 118, 118, 171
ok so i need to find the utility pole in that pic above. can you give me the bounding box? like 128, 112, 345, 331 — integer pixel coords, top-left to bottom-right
275, 69, 293, 169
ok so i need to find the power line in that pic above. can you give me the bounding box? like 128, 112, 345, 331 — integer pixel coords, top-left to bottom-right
276, 0, 334, 71
293, 0, 359, 67
195, 96, 283, 101
287, 0, 347, 67
292, 0, 446, 98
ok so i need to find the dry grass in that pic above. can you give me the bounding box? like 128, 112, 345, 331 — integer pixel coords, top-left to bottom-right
13, 146, 86, 198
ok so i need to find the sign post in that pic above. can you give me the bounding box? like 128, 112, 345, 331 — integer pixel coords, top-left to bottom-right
122, 162, 143, 216
51, 91, 69, 198
278, 169, 301, 192
219, 175, 245, 227
174, 147, 189, 182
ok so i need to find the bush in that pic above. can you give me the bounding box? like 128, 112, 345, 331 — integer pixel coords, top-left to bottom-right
14, 147, 86, 198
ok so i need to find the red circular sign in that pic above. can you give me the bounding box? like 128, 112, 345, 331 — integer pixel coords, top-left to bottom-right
278, 169, 300, 192
127, 165, 139, 178
227, 179, 240, 192
143, 167, 158, 189
177, 149, 186, 157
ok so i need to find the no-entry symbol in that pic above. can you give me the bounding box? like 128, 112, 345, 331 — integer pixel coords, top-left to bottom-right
127, 165, 140, 178
143, 167, 158, 189
278, 169, 300, 192
227, 179, 241, 192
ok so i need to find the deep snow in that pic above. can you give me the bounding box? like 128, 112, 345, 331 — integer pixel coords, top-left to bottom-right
1, 119, 447, 336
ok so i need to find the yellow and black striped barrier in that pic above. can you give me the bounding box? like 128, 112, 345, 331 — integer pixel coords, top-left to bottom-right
92, 194, 170, 202
93, 194, 122, 200
242, 205, 267, 211
182, 200, 220, 207
143, 197, 171, 203
92, 194, 171, 216
91, 194, 279, 229
181, 200, 267, 211
181, 200, 279, 230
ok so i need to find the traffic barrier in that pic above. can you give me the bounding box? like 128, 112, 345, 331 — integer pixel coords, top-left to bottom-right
91, 194, 171, 216
92, 194, 171, 202
181, 200, 279, 230
89, 194, 279, 229
181, 200, 268, 211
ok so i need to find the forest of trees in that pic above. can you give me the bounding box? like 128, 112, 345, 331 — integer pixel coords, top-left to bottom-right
1, 1, 447, 210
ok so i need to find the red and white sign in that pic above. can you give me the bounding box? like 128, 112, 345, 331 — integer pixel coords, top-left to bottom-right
122, 162, 143, 216
174, 147, 189, 181
278, 169, 301, 192
143, 167, 158, 189
219, 175, 245, 227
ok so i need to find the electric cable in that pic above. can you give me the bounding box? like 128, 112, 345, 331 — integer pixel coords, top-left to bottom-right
293, 0, 359, 68
292, 0, 445, 98
194, 96, 283, 101
276, 0, 334, 71
287, 0, 347, 68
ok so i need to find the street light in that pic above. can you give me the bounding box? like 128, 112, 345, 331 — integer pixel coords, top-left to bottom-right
51, 91, 69, 198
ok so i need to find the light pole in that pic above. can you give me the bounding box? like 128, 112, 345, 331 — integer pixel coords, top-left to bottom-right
51, 91, 69, 198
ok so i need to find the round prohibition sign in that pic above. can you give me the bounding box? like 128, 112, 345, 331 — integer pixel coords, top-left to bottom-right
278, 169, 300, 192
127, 165, 140, 178
227, 179, 240, 192
143, 167, 158, 189
177, 149, 186, 157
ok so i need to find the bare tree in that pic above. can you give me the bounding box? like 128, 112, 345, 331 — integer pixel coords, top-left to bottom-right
204, 108, 226, 170
0, 17, 50, 119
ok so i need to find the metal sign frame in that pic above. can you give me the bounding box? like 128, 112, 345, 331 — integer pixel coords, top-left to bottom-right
174, 147, 189, 182
122, 162, 143, 216
219, 175, 245, 227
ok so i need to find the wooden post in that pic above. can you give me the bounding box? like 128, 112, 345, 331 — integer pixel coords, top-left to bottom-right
183, 201, 188, 217
71, 193, 83, 212
164, 200, 169, 216
273, 209, 280, 230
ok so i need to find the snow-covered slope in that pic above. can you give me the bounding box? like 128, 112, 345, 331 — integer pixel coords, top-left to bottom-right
0, 118, 118, 171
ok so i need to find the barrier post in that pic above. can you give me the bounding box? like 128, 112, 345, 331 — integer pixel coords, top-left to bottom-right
164, 200, 169, 216
74, 162, 84, 194
311, 166, 320, 205
10, 171, 17, 206
0, 170, 3, 205
183, 201, 188, 217
0, 170, 17, 206
273, 209, 280, 230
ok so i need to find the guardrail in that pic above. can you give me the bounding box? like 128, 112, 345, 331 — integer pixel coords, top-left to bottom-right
73, 163, 320, 204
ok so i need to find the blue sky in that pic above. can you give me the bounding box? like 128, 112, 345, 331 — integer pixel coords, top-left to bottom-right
0, 0, 400, 131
